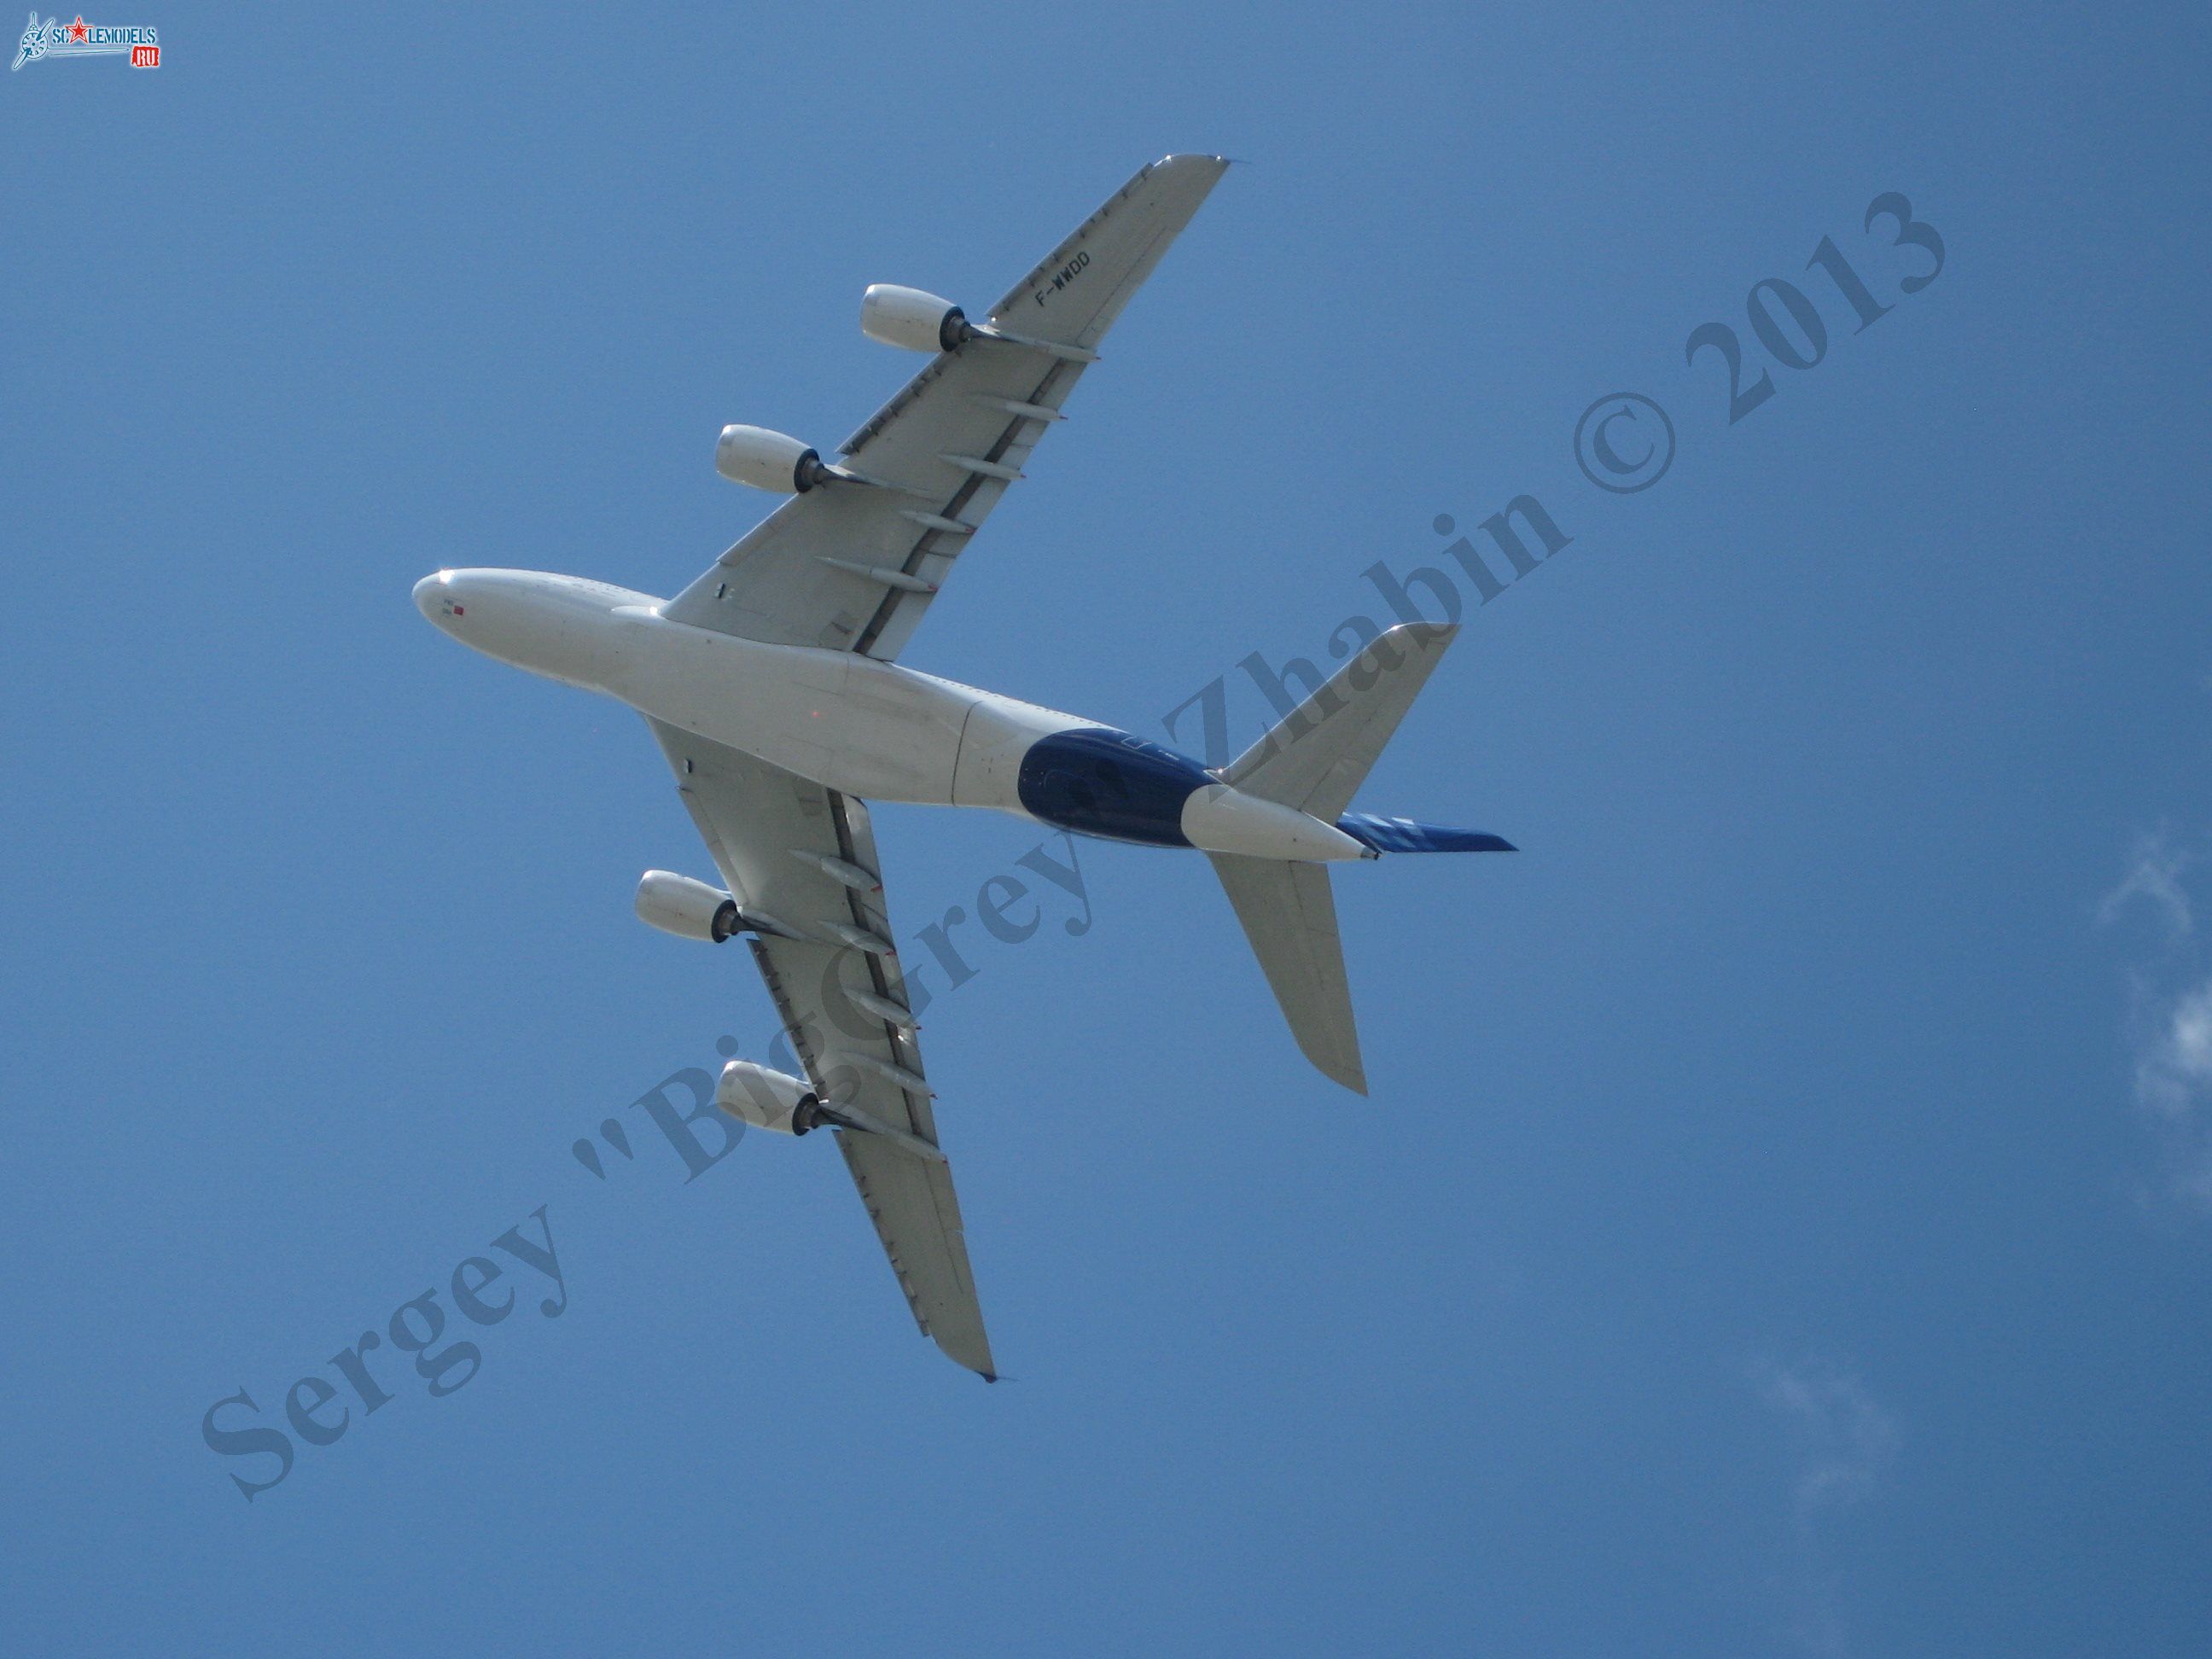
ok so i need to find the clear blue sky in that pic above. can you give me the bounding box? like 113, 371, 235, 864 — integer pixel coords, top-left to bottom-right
7, 3, 2210, 1653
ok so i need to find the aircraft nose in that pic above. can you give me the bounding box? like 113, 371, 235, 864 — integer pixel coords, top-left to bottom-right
413, 571, 451, 622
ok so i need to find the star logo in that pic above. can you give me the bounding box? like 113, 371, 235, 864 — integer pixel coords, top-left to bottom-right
66, 14, 84, 42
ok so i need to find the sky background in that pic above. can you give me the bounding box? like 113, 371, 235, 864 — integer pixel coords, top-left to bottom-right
6, 3, 2210, 1653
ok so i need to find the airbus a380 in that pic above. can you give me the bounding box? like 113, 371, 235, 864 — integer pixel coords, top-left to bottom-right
415, 155, 1513, 1378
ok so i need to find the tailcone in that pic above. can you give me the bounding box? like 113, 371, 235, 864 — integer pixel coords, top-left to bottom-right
1180, 784, 1368, 862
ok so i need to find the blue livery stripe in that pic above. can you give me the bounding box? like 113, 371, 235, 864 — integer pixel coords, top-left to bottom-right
1016, 727, 1210, 847
1336, 813, 1516, 854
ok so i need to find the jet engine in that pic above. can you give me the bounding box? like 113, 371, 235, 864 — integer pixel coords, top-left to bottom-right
860, 284, 974, 354
634, 870, 741, 942
716, 1058, 951, 1162
714, 423, 832, 493
716, 1060, 824, 1136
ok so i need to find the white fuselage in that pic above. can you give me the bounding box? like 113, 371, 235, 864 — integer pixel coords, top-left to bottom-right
413, 568, 1368, 862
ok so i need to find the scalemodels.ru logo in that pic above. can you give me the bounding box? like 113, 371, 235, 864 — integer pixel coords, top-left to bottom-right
12, 13, 159, 70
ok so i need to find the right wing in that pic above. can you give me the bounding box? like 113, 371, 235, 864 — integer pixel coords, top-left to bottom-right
660, 154, 1229, 663
645, 717, 995, 1378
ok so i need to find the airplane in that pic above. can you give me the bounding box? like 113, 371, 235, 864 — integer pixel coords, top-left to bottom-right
413, 155, 1514, 1380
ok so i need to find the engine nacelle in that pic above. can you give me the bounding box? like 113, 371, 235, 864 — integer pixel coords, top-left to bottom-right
715, 424, 830, 493
860, 284, 973, 354
634, 870, 740, 942
716, 1060, 824, 1136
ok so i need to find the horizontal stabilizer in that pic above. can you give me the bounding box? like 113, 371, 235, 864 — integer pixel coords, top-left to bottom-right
1223, 623, 1458, 822
1207, 620, 1510, 1090
1208, 853, 1365, 1094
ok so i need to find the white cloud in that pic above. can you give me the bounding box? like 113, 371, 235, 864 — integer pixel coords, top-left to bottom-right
2126, 976, 2212, 1208
2098, 830, 2193, 938
2101, 830, 2212, 1212
1758, 1359, 1899, 1522
1753, 1359, 1899, 1657
2136, 979, 2212, 1119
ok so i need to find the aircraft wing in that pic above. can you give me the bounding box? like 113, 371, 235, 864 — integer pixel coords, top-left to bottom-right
660, 153, 1228, 663
644, 716, 994, 1378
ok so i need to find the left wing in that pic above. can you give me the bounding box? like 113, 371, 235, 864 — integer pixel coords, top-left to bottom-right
645, 717, 994, 1378
661, 154, 1228, 663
